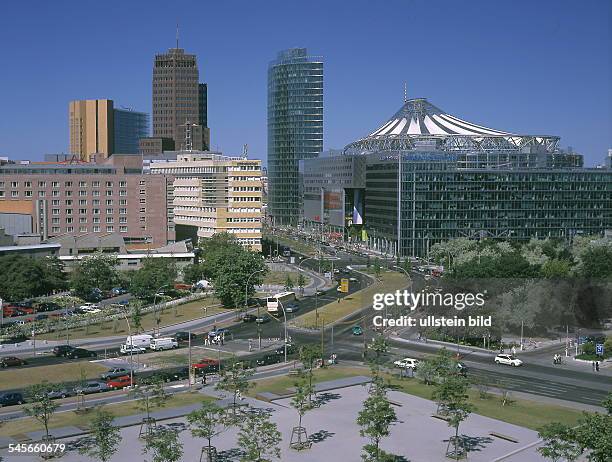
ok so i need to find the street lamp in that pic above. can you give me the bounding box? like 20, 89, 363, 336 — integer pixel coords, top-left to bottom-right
153, 284, 171, 337
277, 299, 288, 363
244, 269, 265, 322
120, 309, 135, 388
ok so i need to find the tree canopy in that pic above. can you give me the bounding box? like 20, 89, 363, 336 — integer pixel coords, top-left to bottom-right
0, 255, 67, 302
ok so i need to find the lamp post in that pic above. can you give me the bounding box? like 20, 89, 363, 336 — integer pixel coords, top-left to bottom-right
277, 299, 288, 363
121, 310, 134, 388
245, 269, 265, 319
153, 284, 171, 337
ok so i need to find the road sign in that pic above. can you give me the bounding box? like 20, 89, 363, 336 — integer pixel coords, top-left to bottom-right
596, 344, 604, 356
339, 278, 349, 293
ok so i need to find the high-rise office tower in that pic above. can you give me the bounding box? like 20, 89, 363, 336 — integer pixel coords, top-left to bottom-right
268, 48, 323, 226
114, 108, 149, 154
152, 46, 209, 151
69, 99, 114, 161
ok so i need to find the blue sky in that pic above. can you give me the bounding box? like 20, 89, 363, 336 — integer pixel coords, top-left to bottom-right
0, 0, 610, 166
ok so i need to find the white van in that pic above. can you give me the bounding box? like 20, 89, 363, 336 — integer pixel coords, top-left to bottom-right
125, 334, 153, 349
150, 337, 178, 351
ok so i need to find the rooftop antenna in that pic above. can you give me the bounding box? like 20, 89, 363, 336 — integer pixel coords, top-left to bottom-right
176, 23, 179, 49
403, 82, 408, 103
243, 144, 248, 158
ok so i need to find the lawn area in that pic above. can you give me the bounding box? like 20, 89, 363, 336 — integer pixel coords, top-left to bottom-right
0, 362, 107, 391
0, 391, 212, 437
249, 365, 368, 397
39, 298, 227, 341
263, 270, 311, 286
292, 271, 408, 329
266, 234, 319, 256
383, 373, 585, 431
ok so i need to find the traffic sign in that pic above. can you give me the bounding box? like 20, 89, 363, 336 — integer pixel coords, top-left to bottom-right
339, 278, 349, 293
596, 344, 604, 356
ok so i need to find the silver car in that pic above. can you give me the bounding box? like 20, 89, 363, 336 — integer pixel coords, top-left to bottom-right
74, 381, 109, 395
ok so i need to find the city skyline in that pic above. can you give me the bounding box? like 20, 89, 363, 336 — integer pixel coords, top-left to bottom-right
0, 0, 610, 165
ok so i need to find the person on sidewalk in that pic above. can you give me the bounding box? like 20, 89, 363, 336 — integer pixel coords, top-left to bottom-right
592, 361, 596, 371
595, 361, 600, 372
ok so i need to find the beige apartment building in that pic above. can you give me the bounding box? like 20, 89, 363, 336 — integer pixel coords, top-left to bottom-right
149, 152, 262, 250
69, 99, 114, 161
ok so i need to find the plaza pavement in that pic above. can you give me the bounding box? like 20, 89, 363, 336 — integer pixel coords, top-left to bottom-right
2, 381, 552, 462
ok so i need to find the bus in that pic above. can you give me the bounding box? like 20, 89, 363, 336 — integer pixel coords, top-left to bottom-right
266, 292, 296, 315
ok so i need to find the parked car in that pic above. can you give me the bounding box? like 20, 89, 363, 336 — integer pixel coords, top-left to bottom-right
275, 343, 297, 355
393, 357, 419, 370
106, 375, 134, 389
79, 302, 99, 311
36, 301, 61, 312
242, 314, 257, 323
74, 381, 109, 395
192, 358, 219, 372
0, 356, 27, 368
495, 354, 523, 367
285, 304, 299, 313
0, 392, 25, 407
255, 316, 270, 324
100, 368, 131, 380
119, 344, 146, 355
67, 348, 97, 359
52, 345, 76, 357
111, 287, 128, 296
256, 354, 281, 367
173, 331, 196, 342
351, 325, 363, 336
46, 388, 71, 400
150, 337, 178, 351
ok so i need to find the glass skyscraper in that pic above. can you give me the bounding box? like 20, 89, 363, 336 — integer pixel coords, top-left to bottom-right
268, 48, 323, 225
114, 108, 149, 154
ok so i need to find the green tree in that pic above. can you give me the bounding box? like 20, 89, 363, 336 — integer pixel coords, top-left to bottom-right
144, 426, 183, 462
537, 422, 582, 462
131, 305, 143, 333
367, 335, 389, 377
187, 401, 227, 462
212, 249, 267, 308
432, 374, 473, 459
215, 357, 253, 418
540, 259, 572, 278
299, 344, 321, 404
237, 408, 281, 462
284, 273, 294, 292
78, 407, 122, 462
357, 382, 398, 462
71, 253, 120, 299
579, 246, 612, 279
23, 383, 59, 440
130, 377, 169, 434
290, 380, 315, 448
0, 255, 67, 301
129, 257, 178, 300
297, 273, 306, 294
182, 262, 207, 284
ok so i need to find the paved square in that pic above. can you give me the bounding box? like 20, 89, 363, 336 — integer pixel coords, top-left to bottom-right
2, 385, 548, 461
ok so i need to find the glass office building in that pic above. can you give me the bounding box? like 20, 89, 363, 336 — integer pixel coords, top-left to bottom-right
302, 98, 612, 256
114, 108, 149, 154
268, 48, 323, 225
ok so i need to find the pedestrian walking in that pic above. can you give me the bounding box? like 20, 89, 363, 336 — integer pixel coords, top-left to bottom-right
592, 361, 596, 371
595, 361, 600, 372
248, 339, 252, 352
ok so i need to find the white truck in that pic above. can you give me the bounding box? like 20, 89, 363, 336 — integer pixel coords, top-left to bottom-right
125, 334, 153, 349
150, 337, 178, 351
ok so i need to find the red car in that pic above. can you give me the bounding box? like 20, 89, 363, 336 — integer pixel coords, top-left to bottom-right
0, 356, 27, 368
106, 375, 134, 389
192, 358, 219, 372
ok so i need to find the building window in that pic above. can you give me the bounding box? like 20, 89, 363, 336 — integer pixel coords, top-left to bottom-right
38, 191, 46, 197
93, 225, 101, 232
92, 181, 100, 187
119, 208, 127, 214
65, 217, 73, 224
52, 227, 60, 233
92, 199, 100, 205
139, 189, 146, 195
79, 199, 87, 206
79, 181, 87, 187
64, 181, 72, 187
139, 198, 146, 204
79, 190, 87, 196
38, 181, 46, 187
106, 226, 114, 232
65, 190, 73, 197
79, 217, 87, 224
105, 181, 113, 187
24, 181, 32, 188
106, 199, 113, 205
79, 226, 87, 233
139, 207, 146, 213
11, 191, 18, 197
66, 226, 74, 233
120, 226, 128, 233
93, 217, 100, 224
106, 208, 113, 214
51, 218, 59, 224
106, 190, 113, 196
106, 217, 114, 224
93, 208, 100, 215
52, 181, 59, 188
139, 180, 146, 186
92, 191, 100, 197
79, 208, 87, 214
65, 200, 73, 205
119, 181, 127, 188
119, 190, 127, 196
52, 190, 60, 197
119, 199, 127, 205
52, 200, 59, 206
119, 217, 127, 224
25, 191, 33, 197
0, 191, 4, 198
52, 209, 60, 215
66, 209, 73, 215
11, 181, 18, 188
